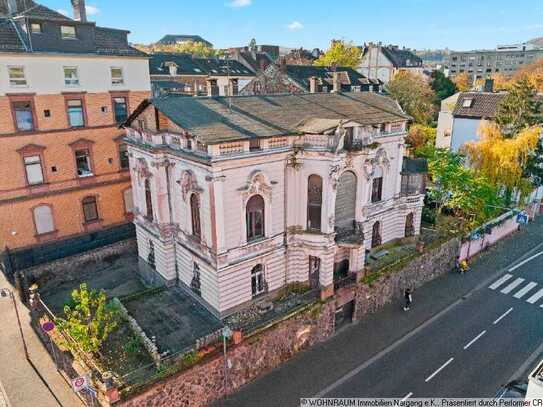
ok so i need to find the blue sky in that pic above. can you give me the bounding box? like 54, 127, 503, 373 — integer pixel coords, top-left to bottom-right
41, 0, 543, 51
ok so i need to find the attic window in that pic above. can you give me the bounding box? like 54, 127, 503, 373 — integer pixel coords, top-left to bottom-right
463, 98, 474, 108
193, 68, 202, 73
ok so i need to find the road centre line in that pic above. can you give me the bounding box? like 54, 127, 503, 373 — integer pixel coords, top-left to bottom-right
401, 393, 413, 401
425, 357, 454, 382
493, 307, 514, 325
463, 330, 486, 350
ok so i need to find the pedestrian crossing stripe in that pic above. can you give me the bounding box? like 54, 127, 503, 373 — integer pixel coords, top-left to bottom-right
501, 278, 525, 294
489, 274, 513, 290
528, 289, 543, 304
488, 274, 543, 306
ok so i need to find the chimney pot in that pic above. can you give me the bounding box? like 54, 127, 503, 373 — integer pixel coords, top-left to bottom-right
332, 72, 340, 93
71, 0, 87, 22
309, 76, 318, 94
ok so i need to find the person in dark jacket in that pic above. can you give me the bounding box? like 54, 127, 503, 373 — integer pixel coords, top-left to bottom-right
404, 288, 412, 311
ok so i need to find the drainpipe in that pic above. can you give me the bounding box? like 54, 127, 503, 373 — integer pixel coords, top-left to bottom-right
164, 158, 179, 284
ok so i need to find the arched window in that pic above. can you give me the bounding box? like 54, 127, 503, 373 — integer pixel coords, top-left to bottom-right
246, 195, 265, 241
251, 264, 265, 297
33, 205, 54, 235
307, 175, 323, 231
371, 221, 382, 248
371, 167, 383, 203
190, 193, 201, 238
82, 196, 98, 223
144, 179, 153, 220
405, 213, 415, 237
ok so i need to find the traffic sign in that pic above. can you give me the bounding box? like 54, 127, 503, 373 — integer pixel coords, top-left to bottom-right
41, 321, 55, 333
71, 376, 89, 393
517, 211, 529, 224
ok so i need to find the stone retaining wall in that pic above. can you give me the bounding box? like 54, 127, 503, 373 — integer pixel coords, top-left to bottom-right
119, 301, 336, 407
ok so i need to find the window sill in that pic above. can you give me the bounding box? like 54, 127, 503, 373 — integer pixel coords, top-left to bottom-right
35, 229, 58, 239
246, 236, 267, 245
77, 173, 95, 179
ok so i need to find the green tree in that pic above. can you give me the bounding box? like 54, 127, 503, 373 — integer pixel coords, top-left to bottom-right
430, 71, 456, 105
386, 71, 436, 125
406, 124, 436, 156
58, 283, 119, 354
314, 40, 361, 68
133, 41, 221, 58
424, 148, 503, 231
495, 77, 542, 136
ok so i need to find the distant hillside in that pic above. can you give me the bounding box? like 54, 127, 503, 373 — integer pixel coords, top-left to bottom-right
528, 37, 543, 47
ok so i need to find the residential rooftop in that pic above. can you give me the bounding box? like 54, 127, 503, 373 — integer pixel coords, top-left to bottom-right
148, 53, 254, 76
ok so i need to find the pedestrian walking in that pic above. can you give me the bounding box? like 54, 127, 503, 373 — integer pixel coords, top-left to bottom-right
403, 288, 412, 311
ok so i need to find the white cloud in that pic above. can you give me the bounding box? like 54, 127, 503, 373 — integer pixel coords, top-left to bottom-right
287, 21, 304, 31
57, 9, 69, 16
227, 0, 252, 7
85, 5, 100, 16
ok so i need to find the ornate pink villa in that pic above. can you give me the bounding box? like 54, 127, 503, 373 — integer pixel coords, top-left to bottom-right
124, 90, 426, 318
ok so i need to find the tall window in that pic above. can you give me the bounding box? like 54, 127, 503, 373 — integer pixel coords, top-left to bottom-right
246, 195, 265, 241
60, 25, 76, 39
63, 67, 79, 86
145, 179, 154, 220
113, 97, 128, 124
24, 155, 44, 185
111, 67, 124, 85
75, 149, 92, 177
405, 213, 415, 237
119, 144, 129, 169
371, 176, 383, 203
123, 188, 134, 214
82, 196, 99, 223
8, 66, 26, 87
190, 193, 201, 239
307, 175, 322, 231
33, 205, 54, 235
67, 99, 85, 127
12, 101, 34, 131
191, 263, 201, 296
371, 221, 382, 248
251, 264, 265, 297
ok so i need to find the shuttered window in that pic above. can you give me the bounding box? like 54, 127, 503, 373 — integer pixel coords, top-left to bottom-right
33, 205, 54, 235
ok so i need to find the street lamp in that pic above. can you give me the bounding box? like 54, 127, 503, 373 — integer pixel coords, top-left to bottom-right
222, 326, 233, 396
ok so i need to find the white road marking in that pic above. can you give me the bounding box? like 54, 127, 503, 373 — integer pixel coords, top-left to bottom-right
501, 278, 525, 294
509, 251, 543, 272
489, 274, 514, 290
513, 282, 537, 299
463, 330, 486, 350
493, 307, 514, 325
401, 393, 413, 401
425, 357, 454, 382
527, 288, 543, 304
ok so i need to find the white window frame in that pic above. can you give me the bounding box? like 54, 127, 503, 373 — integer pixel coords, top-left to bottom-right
33, 205, 55, 235
24, 155, 44, 185
8, 66, 27, 87
111, 67, 124, 86
60, 25, 76, 40
63, 66, 80, 86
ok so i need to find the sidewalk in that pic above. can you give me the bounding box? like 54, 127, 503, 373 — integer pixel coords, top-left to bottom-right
0, 272, 83, 407
214, 217, 543, 407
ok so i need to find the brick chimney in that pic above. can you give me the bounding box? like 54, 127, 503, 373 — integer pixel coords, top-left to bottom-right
331, 72, 340, 93
309, 76, 318, 93
71, 0, 87, 22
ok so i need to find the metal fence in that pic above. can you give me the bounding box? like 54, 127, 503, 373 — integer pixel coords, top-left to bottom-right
2, 223, 135, 273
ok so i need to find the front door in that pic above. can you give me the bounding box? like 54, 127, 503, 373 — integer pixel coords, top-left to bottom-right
308, 256, 320, 289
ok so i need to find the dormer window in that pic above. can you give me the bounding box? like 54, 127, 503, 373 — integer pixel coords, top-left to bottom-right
61, 25, 76, 40
167, 64, 178, 76
463, 98, 474, 108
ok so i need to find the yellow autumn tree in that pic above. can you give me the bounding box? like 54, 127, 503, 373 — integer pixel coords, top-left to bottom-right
464, 122, 541, 203
453, 72, 471, 91
475, 73, 512, 91
314, 40, 361, 68
512, 58, 543, 92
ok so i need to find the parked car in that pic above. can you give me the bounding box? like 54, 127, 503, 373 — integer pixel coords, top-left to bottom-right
495, 380, 528, 399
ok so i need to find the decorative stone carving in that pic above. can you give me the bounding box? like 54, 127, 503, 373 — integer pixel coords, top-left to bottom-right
239, 171, 273, 202
151, 158, 176, 169
135, 158, 152, 185
362, 148, 390, 180
158, 223, 179, 240
329, 164, 341, 190
328, 215, 335, 228
178, 170, 203, 201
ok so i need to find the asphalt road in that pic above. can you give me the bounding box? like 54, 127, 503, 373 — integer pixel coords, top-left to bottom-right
326, 250, 543, 398
215, 218, 543, 407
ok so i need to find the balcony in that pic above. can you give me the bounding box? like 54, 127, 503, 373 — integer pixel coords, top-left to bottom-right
335, 221, 364, 246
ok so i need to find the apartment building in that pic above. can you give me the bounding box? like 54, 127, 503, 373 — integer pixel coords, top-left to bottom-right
0, 0, 150, 250
358, 43, 424, 83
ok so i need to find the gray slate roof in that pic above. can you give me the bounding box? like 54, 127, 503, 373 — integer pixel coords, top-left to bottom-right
285, 65, 380, 89
453, 92, 506, 118
143, 92, 409, 144
149, 53, 254, 76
